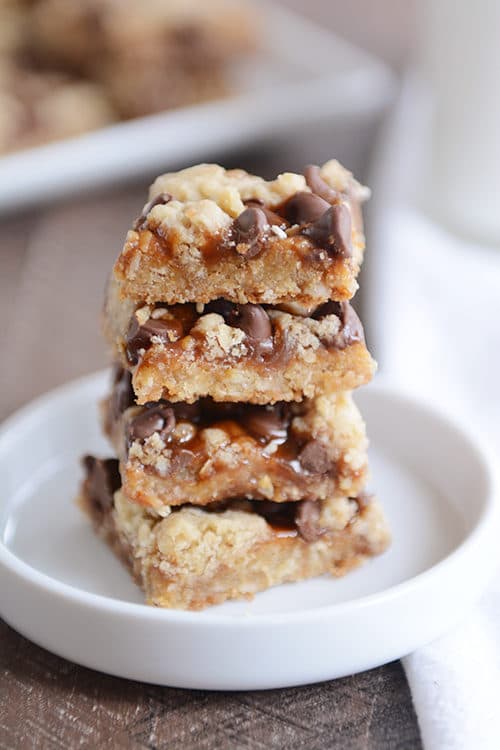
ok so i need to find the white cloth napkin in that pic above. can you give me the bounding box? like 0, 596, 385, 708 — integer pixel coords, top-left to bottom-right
367, 77, 500, 750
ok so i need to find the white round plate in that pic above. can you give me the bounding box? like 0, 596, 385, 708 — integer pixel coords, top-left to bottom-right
0, 372, 497, 689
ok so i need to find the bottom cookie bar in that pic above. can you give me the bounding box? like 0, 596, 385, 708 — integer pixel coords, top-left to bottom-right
79, 456, 390, 610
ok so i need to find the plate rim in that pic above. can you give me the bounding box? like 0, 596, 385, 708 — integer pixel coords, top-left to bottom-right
0, 370, 497, 627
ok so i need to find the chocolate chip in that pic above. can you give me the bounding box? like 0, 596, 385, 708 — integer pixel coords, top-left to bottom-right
199, 399, 239, 423
83, 456, 120, 513
231, 206, 268, 258
302, 204, 352, 258
204, 300, 274, 356
172, 402, 202, 423
294, 500, 326, 542
241, 405, 289, 443
314, 300, 365, 349
205, 300, 272, 342
337, 301, 364, 345
133, 192, 172, 231
204, 299, 237, 319
304, 165, 339, 203
110, 367, 135, 419
250, 500, 296, 531
127, 404, 175, 443
228, 303, 272, 341
298, 440, 332, 474
283, 191, 330, 224
232, 498, 326, 541
244, 199, 288, 228
126, 315, 181, 365
312, 300, 342, 319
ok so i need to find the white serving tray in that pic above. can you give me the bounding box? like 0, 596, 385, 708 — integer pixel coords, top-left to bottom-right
0, 1, 394, 213
0, 372, 497, 689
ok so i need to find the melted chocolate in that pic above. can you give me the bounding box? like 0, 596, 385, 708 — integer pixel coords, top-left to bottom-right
127, 299, 285, 365
143, 165, 359, 265
313, 300, 365, 349
127, 404, 175, 443
82, 456, 120, 513
244, 199, 289, 228
297, 440, 332, 474
302, 204, 352, 258
229, 206, 268, 258
124, 398, 292, 443
294, 500, 326, 542
133, 192, 172, 231
304, 165, 339, 203
110, 366, 135, 420
283, 191, 330, 224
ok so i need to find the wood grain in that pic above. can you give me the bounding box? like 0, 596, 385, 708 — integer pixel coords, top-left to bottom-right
0, 619, 421, 750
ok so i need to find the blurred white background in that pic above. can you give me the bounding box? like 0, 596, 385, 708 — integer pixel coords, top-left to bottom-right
284, 0, 417, 69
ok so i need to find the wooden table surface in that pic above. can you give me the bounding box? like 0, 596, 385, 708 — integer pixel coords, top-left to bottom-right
0, 169, 421, 749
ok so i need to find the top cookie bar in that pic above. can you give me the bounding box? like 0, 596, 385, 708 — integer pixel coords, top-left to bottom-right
114, 161, 370, 306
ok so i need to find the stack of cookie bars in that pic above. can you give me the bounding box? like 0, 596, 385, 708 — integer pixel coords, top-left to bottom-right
79, 161, 390, 610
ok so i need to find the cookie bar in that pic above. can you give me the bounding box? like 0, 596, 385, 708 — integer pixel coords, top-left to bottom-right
76, 151, 391, 611
0, 1, 257, 153
0, 62, 114, 154
29, 0, 256, 118
79, 457, 390, 610
104, 278, 375, 404
113, 162, 370, 307
103, 376, 368, 512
